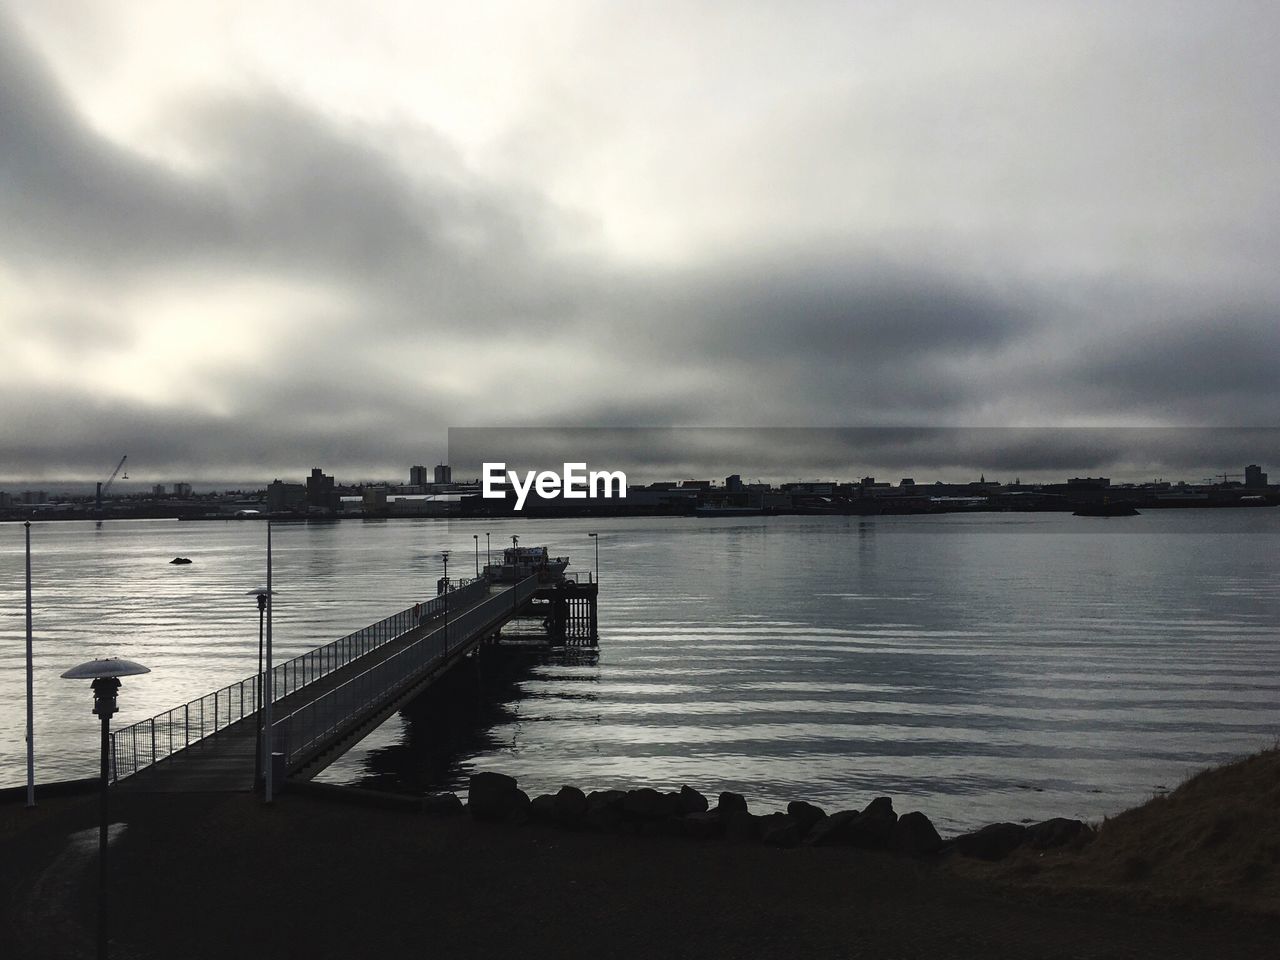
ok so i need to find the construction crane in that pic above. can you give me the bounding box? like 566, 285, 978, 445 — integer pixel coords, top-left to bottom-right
1201, 473, 1243, 486
95, 455, 128, 514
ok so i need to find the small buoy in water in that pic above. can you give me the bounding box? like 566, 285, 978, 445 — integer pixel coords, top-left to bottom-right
170, 557, 192, 564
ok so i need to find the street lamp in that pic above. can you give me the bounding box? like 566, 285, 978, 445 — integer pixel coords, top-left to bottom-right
245, 587, 278, 792
61, 657, 150, 960
485, 531, 491, 567
587, 532, 599, 583
473, 534, 479, 578
441, 551, 451, 651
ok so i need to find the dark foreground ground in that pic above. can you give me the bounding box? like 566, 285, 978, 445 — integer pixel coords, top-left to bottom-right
3, 789, 1279, 960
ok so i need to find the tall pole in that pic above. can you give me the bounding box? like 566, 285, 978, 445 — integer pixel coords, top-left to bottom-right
25, 521, 35, 807
442, 552, 450, 652
473, 534, 479, 577
254, 595, 265, 792
97, 704, 110, 960
588, 532, 599, 584
485, 532, 490, 566
264, 522, 274, 804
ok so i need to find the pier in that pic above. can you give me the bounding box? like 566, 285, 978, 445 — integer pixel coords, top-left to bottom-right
110, 546, 598, 792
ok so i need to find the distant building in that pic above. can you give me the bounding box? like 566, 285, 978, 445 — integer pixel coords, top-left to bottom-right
434, 463, 452, 485
1067, 477, 1110, 489
267, 479, 306, 512
306, 468, 338, 511
409, 465, 428, 486
363, 486, 390, 512
0, 492, 11, 508
725, 474, 743, 492
173, 482, 193, 498
900, 478, 915, 487
152, 484, 167, 498
21, 491, 47, 505
1245, 464, 1268, 488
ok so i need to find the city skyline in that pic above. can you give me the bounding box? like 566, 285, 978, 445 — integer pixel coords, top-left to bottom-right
2, 3, 1278, 481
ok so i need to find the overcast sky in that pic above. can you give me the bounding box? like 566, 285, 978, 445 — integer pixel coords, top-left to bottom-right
3, 1, 1277, 484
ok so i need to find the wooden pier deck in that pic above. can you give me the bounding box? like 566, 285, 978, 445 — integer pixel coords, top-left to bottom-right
109, 570, 588, 793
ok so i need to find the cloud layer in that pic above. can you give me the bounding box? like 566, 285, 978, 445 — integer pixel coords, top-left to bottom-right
2, 3, 1278, 484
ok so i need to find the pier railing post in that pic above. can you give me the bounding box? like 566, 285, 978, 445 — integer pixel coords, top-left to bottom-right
150, 718, 156, 766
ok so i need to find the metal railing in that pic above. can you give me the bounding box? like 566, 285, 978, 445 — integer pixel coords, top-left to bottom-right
272, 575, 539, 768
110, 577, 491, 781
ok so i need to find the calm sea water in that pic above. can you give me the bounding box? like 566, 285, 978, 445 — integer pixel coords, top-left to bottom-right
2, 511, 1278, 832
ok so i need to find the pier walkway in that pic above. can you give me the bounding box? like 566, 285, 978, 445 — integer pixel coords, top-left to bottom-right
112, 575, 541, 792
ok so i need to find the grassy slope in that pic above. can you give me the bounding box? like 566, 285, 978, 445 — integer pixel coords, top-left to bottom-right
963, 746, 1280, 914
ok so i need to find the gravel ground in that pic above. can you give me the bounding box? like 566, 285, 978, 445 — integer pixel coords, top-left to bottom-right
4, 790, 1279, 960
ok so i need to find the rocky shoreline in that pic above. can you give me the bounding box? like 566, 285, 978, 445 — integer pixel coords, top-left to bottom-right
409, 772, 1097, 862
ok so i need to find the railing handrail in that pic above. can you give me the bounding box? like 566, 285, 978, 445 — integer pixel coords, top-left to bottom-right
271, 575, 539, 767
110, 576, 492, 781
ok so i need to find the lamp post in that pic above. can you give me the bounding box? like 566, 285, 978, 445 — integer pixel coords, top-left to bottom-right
588, 532, 599, 584
473, 534, 479, 578
245, 587, 277, 792
24, 521, 34, 807
264, 521, 275, 803
441, 551, 451, 651
485, 531, 491, 567
61, 657, 150, 960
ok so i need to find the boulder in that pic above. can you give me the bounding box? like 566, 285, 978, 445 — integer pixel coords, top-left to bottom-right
682, 811, 723, 839
723, 810, 761, 843
468, 772, 521, 821
803, 811, 857, 846
504, 789, 532, 824
759, 813, 801, 847
679, 785, 709, 814
1026, 817, 1095, 850
717, 791, 749, 816
585, 790, 626, 831
586, 789, 626, 813
892, 811, 943, 856
623, 788, 668, 820
787, 800, 826, 833
530, 793, 559, 822
954, 822, 1028, 861
553, 785, 589, 824
843, 796, 898, 850
421, 793, 464, 817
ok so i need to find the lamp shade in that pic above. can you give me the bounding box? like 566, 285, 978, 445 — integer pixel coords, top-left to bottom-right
61, 658, 151, 680
244, 587, 278, 596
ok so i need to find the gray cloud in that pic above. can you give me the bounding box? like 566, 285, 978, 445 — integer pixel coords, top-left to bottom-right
2, 4, 1279, 485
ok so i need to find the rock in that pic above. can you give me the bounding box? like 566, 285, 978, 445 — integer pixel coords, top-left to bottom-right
760, 813, 801, 847
530, 793, 559, 822
421, 792, 464, 817
622, 788, 668, 819
1026, 817, 1094, 850
682, 811, 722, 839
553, 785, 588, 824
843, 796, 898, 850
504, 789, 531, 824
717, 791, 749, 816
585, 790, 626, 830
892, 811, 943, 856
723, 810, 760, 843
679, 785, 709, 814
468, 772, 521, 821
787, 800, 826, 833
586, 789, 626, 813
169, 557, 192, 564
954, 822, 1028, 861
803, 811, 857, 846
